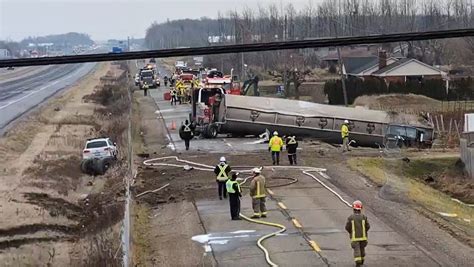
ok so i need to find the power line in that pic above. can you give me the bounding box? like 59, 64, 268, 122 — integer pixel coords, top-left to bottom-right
1, 28, 473, 68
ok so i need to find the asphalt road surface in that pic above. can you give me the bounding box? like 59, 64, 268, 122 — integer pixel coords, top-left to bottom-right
0, 63, 96, 134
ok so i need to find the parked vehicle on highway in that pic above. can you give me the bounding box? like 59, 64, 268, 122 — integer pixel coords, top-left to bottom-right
81, 137, 118, 175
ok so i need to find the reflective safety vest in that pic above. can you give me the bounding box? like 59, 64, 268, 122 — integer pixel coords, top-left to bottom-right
226, 180, 240, 194
351, 219, 368, 242
287, 136, 297, 144
170, 89, 176, 96
183, 123, 192, 132
250, 175, 266, 198
269, 136, 283, 152
216, 164, 229, 181
341, 124, 349, 138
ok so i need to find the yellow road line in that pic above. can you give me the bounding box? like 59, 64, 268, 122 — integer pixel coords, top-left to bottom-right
308, 240, 321, 252
267, 189, 274, 195
277, 202, 287, 210
292, 218, 302, 228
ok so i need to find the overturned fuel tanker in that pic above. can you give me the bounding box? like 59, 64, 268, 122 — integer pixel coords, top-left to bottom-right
192, 90, 434, 148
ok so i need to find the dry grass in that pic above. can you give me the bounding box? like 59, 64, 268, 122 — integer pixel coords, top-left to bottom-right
348, 156, 474, 237
131, 204, 152, 266
354, 94, 440, 109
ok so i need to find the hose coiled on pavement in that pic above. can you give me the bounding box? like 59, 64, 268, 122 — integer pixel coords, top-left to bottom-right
142, 156, 352, 266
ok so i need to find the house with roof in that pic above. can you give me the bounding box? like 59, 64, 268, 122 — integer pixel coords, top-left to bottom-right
342, 51, 448, 88
342, 52, 398, 77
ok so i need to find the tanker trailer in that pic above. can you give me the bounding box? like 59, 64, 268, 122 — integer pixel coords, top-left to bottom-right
215, 94, 433, 148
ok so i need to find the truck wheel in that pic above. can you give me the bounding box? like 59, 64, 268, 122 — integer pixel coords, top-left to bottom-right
81, 159, 94, 175
93, 158, 108, 175
207, 124, 218, 139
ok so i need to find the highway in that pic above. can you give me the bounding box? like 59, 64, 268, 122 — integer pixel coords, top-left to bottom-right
0, 62, 96, 134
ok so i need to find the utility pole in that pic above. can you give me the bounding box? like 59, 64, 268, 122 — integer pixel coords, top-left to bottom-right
283, 15, 288, 96
334, 21, 348, 106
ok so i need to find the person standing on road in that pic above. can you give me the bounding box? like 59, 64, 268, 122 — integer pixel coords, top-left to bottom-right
285, 134, 298, 165
250, 168, 267, 218
345, 200, 370, 267
170, 88, 178, 105
226, 172, 242, 220
179, 120, 194, 150
214, 157, 231, 200
142, 82, 149, 96
164, 75, 168, 87
342, 120, 351, 152
268, 131, 283, 165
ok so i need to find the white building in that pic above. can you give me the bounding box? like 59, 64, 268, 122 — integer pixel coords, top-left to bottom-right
0, 49, 10, 59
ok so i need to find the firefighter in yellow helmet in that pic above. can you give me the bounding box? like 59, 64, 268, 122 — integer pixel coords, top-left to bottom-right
341, 120, 351, 152
345, 200, 370, 266
268, 131, 284, 165
249, 167, 266, 218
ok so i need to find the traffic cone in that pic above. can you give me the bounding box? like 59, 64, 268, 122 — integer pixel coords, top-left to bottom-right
170, 120, 176, 130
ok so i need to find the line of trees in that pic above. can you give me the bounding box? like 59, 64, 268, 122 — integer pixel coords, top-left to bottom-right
145, 0, 474, 72
1, 32, 94, 58
20, 32, 94, 47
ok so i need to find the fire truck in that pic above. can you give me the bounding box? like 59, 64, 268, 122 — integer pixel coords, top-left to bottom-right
187, 69, 240, 138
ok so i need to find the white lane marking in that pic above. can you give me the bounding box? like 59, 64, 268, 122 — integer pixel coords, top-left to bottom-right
156, 109, 177, 114
0, 68, 77, 110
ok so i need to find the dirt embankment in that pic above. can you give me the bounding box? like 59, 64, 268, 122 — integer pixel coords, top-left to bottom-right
0, 62, 131, 266
354, 94, 441, 110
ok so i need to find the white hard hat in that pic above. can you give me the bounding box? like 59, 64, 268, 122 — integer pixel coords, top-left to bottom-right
219, 156, 226, 162
344, 120, 349, 124
252, 167, 262, 174
273, 131, 278, 136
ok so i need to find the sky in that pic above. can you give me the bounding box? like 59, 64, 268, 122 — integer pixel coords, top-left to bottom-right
0, 0, 317, 41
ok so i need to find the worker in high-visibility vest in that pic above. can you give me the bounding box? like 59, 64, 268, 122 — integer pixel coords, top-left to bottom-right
170, 88, 178, 105
142, 82, 149, 96
214, 157, 232, 200
179, 120, 194, 150
345, 200, 370, 267
285, 134, 299, 165
176, 82, 186, 104
226, 172, 242, 220
342, 120, 351, 152
249, 167, 266, 218
268, 131, 284, 165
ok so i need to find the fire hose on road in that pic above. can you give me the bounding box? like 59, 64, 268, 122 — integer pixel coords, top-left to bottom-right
142, 156, 353, 266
